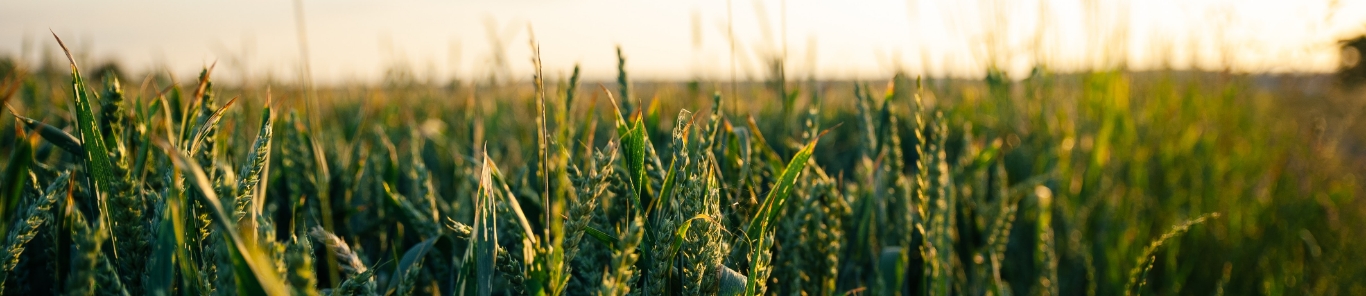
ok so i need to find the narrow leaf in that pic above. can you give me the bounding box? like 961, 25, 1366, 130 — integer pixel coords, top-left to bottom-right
188, 96, 238, 155
52, 32, 120, 258
743, 137, 820, 296
6, 107, 83, 156
620, 120, 648, 211
583, 225, 619, 249
385, 236, 439, 296
471, 152, 498, 296
745, 138, 819, 242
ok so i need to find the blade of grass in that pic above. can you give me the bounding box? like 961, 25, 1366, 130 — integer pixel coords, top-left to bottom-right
484, 156, 539, 246
743, 116, 784, 173
531, 30, 551, 247
472, 150, 498, 296
130, 95, 158, 186
743, 136, 820, 296
745, 136, 821, 241
52, 32, 120, 258
601, 83, 660, 207
187, 96, 238, 156
179, 66, 215, 146
584, 225, 619, 249
384, 236, 439, 296
620, 119, 648, 212
6, 105, 83, 156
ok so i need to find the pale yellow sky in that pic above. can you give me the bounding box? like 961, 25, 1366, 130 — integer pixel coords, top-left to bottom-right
2, 0, 1365, 84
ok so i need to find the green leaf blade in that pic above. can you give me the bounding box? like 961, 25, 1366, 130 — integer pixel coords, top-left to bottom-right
52, 32, 121, 259
742, 137, 819, 296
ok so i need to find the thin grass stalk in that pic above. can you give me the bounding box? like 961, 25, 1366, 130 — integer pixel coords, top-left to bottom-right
1124, 213, 1219, 296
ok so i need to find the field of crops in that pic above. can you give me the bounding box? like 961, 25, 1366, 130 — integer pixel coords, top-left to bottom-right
0, 36, 1364, 295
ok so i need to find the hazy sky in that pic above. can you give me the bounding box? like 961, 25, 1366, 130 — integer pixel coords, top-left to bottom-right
3, 0, 1365, 84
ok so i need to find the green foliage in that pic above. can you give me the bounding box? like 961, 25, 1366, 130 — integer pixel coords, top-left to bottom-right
0, 39, 1359, 296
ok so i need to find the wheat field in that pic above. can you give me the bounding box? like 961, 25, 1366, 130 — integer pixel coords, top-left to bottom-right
0, 34, 1363, 296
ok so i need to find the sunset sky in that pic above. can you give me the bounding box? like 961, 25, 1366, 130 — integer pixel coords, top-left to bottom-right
3, 0, 1365, 84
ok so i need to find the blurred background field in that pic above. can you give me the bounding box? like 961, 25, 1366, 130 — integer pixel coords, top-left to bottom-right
3, 0, 1366, 295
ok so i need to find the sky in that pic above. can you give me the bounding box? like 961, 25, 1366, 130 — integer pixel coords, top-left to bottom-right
2, 0, 1366, 84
